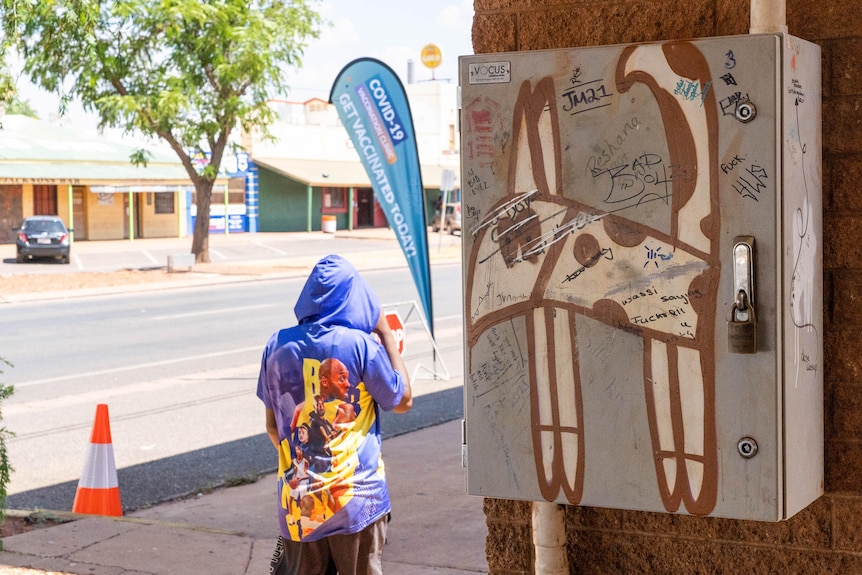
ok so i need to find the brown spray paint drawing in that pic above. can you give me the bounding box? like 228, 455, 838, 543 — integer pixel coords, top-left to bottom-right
466, 41, 721, 515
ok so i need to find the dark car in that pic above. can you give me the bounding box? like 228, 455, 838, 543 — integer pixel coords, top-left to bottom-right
14, 216, 73, 264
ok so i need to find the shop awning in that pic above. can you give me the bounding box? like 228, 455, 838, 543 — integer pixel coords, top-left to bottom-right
0, 161, 197, 186
253, 157, 457, 189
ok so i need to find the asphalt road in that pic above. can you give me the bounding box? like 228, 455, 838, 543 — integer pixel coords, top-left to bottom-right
0, 232, 467, 512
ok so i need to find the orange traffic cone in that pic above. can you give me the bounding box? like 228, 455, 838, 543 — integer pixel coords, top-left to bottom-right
72, 403, 122, 516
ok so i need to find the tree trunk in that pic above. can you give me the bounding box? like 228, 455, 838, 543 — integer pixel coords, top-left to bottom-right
191, 180, 215, 263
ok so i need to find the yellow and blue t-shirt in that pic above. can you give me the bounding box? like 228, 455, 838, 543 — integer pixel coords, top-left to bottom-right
257, 255, 405, 542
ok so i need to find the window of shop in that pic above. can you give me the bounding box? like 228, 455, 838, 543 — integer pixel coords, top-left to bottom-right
322, 187, 346, 213
208, 190, 245, 205
154, 192, 174, 214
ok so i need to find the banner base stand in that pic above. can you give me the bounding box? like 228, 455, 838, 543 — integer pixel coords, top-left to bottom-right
382, 300, 450, 382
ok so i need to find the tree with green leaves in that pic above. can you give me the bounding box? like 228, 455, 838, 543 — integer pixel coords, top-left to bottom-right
0, 33, 16, 113
0, 40, 36, 119
2, 0, 324, 262
5, 96, 37, 118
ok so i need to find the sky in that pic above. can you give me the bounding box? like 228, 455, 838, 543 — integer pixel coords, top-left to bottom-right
283, 0, 474, 101
13, 0, 475, 133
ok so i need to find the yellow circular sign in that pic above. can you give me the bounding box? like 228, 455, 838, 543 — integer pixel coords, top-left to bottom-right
420, 43, 443, 69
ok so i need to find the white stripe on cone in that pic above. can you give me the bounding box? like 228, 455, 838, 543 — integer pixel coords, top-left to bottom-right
78, 442, 119, 489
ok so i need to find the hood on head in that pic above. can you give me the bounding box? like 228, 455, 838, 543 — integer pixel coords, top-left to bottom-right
294, 254, 381, 332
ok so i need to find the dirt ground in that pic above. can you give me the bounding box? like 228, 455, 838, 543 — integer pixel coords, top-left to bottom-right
0, 268, 185, 295
0, 512, 71, 538
0, 263, 296, 298
0, 516, 35, 537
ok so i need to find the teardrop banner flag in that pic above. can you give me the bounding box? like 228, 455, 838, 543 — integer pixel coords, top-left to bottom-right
329, 58, 434, 336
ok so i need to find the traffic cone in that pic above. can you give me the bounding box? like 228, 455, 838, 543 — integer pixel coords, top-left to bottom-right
72, 403, 122, 516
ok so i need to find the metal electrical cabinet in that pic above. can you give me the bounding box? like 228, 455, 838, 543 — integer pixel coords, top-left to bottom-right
458, 33, 821, 521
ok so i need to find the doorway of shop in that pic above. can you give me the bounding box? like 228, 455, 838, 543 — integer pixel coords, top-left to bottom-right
355, 188, 375, 228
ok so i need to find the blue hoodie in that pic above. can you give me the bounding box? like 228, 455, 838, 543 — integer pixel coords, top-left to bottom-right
257, 255, 405, 542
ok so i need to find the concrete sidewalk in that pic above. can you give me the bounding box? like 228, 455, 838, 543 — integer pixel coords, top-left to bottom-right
0, 420, 487, 575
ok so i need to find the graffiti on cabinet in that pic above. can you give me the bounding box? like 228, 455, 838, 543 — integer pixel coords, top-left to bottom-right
466, 41, 722, 515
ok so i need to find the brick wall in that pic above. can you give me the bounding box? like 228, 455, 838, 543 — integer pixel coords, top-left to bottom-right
86, 191, 126, 241
471, 1, 862, 573
140, 193, 179, 239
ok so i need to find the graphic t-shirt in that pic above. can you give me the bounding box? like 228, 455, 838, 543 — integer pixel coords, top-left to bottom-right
257, 255, 405, 542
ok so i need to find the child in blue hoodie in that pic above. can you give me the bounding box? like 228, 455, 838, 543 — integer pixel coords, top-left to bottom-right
258, 254, 412, 575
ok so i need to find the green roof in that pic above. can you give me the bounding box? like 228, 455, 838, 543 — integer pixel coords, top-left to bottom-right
0, 114, 195, 185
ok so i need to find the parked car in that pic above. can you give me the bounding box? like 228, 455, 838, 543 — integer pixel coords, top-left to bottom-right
432, 204, 461, 235
14, 216, 73, 264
